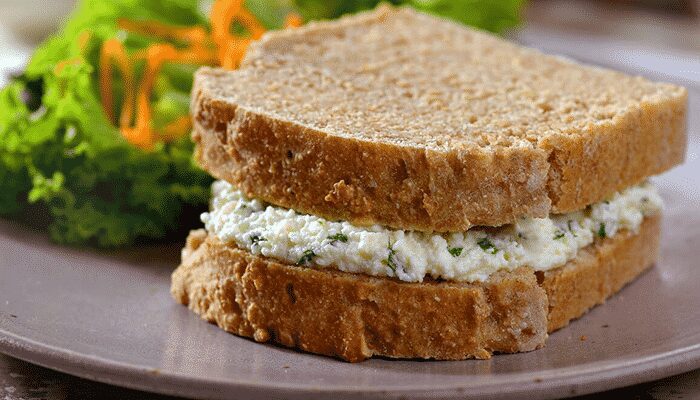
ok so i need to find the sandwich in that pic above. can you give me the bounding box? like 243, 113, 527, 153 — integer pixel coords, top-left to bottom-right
171, 5, 687, 362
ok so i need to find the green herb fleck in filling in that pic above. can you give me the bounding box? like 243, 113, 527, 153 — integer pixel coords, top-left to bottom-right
553, 230, 566, 240
382, 242, 399, 273
567, 220, 578, 237
448, 247, 463, 257
296, 249, 316, 266
327, 233, 348, 244
250, 234, 267, 246
477, 237, 499, 254
598, 223, 607, 238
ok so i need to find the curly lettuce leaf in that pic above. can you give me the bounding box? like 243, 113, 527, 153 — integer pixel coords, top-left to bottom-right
0, 0, 211, 247
410, 0, 524, 33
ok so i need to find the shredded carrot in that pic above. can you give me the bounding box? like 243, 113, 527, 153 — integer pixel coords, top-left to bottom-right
210, 0, 267, 68
284, 13, 303, 28
54, 58, 82, 75
124, 44, 180, 149
210, 0, 243, 43
92, 0, 297, 150
117, 19, 208, 45
77, 30, 92, 52
132, 45, 218, 64
55, 32, 92, 74
220, 37, 252, 69
161, 116, 193, 141
121, 18, 217, 65
235, 8, 266, 39
211, 0, 242, 67
99, 39, 135, 128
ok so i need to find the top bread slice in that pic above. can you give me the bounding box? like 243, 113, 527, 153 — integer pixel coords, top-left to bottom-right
191, 5, 687, 232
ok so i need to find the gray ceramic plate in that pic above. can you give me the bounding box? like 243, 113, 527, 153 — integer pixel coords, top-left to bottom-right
1, 55, 699, 400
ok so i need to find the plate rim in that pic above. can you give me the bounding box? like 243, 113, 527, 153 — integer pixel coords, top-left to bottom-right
2, 320, 700, 400
2, 32, 698, 400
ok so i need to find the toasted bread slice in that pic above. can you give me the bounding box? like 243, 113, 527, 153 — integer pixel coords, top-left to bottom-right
171, 215, 660, 362
191, 6, 686, 232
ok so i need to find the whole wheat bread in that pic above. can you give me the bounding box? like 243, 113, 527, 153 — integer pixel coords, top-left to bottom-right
191, 6, 686, 232
171, 215, 660, 362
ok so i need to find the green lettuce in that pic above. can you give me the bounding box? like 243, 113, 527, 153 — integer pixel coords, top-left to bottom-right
0, 0, 211, 247
286, 0, 524, 33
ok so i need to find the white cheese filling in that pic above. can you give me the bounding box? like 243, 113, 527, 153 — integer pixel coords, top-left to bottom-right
202, 181, 662, 283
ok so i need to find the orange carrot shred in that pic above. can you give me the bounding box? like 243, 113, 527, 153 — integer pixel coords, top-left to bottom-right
236, 8, 266, 39
211, 0, 243, 42
117, 19, 208, 45
210, 0, 266, 68
284, 13, 303, 28
123, 43, 180, 149
161, 116, 193, 141
99, 39, 135, 128
93, 0, 283, 149
77, 30, 92, 52
53, 58, 82, 75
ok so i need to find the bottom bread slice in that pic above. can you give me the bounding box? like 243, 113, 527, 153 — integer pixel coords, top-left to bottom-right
171, 215, 660, 362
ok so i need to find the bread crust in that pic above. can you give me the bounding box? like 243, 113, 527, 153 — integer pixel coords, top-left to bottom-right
171, 216, 660, 362
191, 114, 554, 232
190, 6, 686, 233
543, 215, 661, 331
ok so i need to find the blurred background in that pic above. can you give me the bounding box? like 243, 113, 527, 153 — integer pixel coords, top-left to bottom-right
0, 0, 698, 85
519, 0, 699, 88
0, 0, 697, 93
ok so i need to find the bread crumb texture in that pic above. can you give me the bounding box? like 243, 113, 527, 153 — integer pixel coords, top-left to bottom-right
192, 5, 686, 231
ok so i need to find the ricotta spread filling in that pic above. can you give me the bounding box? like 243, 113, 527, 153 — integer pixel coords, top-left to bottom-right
202, 181, 662, 283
